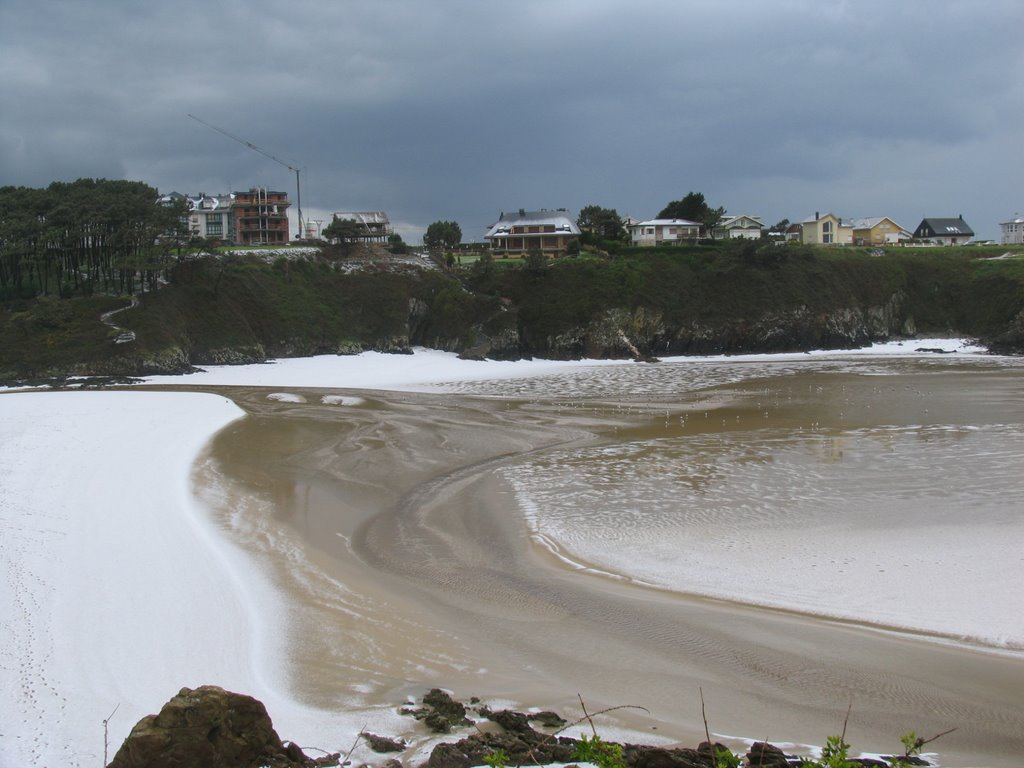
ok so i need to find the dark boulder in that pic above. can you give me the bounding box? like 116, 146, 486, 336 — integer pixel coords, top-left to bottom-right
625, 744, 707, 768
107, 685, 327, 768
426, 741, 475, 768
528, 710, 568, 729
426, 730, 577, 768
485, 709, 532, 734
746, 741, 793, 767
361, 732, 407, 753
401, 688, 473, 733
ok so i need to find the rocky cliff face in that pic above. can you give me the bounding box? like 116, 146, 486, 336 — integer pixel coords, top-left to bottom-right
7, 247, 1020, 383
988, 308, 1024, 354
66, 290, 934, 377
663, 292, 916, 356
464, 292, 918, 362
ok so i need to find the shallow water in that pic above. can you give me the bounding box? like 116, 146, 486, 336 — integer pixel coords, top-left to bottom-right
490, 361, 1024, 647
196, 354, 1024, 766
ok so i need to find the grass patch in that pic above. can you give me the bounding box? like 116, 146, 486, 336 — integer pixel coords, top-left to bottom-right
0, 295, 129, 379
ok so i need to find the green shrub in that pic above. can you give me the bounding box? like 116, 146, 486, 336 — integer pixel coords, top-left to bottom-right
482, 748, 509, 768
573, 733, 626, 768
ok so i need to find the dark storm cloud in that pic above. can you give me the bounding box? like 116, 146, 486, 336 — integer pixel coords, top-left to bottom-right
2, 0, 1022, 240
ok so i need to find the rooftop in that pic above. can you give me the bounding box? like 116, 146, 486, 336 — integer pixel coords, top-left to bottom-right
485, 209, 580, 238
919, 217, 974, 236
333, 211, 390, 226
632, 218, 702, 227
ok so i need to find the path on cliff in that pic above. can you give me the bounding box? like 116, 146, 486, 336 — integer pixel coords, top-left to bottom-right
99, 294, 139, 344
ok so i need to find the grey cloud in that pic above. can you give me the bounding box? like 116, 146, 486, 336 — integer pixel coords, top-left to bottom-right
2, 0, 1022, 241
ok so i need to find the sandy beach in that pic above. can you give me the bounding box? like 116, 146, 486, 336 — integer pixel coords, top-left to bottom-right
0, 391, 414, 768
199, 376, 1024, 767
2, 343, 1023, 768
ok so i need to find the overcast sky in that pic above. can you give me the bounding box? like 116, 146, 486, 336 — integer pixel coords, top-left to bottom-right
2, 0, 1021, 242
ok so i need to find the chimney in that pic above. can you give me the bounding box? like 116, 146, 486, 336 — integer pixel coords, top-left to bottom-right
815, 211, 820, 220
519, 208, 525, 216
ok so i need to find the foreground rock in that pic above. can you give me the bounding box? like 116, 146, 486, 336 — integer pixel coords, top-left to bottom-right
111, 686, 934, 768
108, 685, 339, 768
401, 688, 474, 733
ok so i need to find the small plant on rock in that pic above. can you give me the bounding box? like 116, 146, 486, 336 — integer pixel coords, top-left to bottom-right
482, 747, 510, 768
885, 731, 924, 767
885, 727, 955, 767
573, 733, 626, 768
713, 747, 741, 768
815, 734, 857, 768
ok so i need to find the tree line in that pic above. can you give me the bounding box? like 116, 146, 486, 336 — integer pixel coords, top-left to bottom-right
0, 179, 187, 300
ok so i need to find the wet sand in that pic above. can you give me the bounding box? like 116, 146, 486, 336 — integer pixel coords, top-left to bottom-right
185, 375, 1024, 767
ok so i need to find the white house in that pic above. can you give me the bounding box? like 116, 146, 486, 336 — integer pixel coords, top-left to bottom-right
185, 193, 236, 242
1000, 215, 1024, 245
628, 218, 701, 246
713, 214, 764, 240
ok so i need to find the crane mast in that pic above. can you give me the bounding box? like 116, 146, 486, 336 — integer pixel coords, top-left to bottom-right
188, 114, 304, 240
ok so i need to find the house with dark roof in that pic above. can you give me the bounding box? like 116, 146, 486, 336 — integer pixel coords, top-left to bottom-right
912, 216, 974, 245
485, 209, 580, 257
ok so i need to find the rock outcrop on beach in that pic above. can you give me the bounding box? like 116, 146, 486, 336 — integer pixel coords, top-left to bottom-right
107, 686, 339, 768
987, 307, 1024, 354
110, 687, 932, 768
400, 688, 474, 733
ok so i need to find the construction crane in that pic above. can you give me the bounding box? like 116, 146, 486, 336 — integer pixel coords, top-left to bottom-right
188, 114, 304, 240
